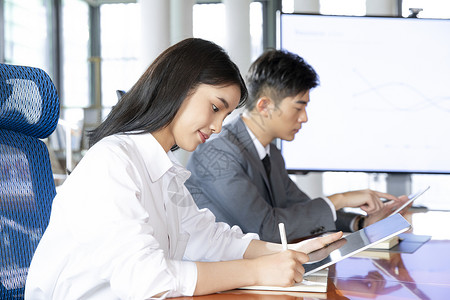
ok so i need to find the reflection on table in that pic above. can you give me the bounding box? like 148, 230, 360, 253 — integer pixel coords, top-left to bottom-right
177, 210, 450, 299
331, 210, 450, 299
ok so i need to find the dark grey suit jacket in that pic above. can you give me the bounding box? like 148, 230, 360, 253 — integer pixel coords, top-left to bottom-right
185, 116, 356, 243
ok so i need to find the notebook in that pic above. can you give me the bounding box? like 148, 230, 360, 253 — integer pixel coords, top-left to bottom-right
239, 268, 329, 293
367, 235, 400, 250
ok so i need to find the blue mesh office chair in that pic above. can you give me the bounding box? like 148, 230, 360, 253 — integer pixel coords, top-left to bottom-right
0, 63, 59, 298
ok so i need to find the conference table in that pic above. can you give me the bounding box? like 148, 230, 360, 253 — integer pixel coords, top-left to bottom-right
178, 210, 450, 299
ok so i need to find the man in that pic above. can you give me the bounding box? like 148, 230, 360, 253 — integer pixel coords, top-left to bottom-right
185, 49, 407, 243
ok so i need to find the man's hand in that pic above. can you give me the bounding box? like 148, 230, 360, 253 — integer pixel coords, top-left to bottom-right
328, 189, 402, 214
364, 195, 410, 227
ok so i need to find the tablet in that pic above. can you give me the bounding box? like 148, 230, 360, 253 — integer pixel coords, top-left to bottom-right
389, 186, 430, 216
303, 213, 411, 276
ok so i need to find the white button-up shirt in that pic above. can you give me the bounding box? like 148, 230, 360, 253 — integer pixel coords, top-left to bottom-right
25, 133, 258, 299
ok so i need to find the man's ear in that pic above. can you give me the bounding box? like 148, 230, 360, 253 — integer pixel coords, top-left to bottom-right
255, 96, 273, 117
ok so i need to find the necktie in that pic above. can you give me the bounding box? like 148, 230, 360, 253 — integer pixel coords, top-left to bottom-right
262, 154, 271, 179
262, 154, 274, 204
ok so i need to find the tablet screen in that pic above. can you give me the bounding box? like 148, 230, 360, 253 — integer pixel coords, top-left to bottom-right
304, 213, 411, 276
389, 186, 430, 216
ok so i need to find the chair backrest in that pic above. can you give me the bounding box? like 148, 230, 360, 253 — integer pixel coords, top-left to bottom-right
0, 63, 59, 298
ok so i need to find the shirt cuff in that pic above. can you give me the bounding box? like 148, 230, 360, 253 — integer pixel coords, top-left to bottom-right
322, 196, 337, 221
349, 216, 360, 232
164, 260, 197, 298
228, 226, 260, 259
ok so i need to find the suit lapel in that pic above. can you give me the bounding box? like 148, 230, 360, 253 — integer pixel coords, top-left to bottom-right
230, 117, 275, 205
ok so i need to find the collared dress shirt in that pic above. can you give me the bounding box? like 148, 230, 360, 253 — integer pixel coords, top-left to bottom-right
25, 133, 258, 299
244, 125, 337, 221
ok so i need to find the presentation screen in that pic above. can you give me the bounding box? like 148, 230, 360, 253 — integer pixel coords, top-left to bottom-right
279, 13, 450, 174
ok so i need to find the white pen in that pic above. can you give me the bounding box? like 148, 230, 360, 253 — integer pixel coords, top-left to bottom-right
278, 222, 288, 251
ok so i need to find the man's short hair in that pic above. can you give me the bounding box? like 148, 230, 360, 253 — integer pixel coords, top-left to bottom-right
245, 49, 319, 111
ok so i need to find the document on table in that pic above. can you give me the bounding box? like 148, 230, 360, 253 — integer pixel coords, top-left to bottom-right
238, 268, 329, 293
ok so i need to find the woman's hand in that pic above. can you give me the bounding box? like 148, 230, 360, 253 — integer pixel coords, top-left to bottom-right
243, 232, 342, 287
289, 231, 344, 254
242, 231, 343, 288
249, 249, 309, 287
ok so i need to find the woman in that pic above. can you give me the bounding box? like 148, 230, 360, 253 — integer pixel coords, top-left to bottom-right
25, 38, 342, 299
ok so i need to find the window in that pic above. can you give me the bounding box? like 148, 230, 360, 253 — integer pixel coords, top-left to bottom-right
193, 2, 263, 62
193, 3, 226, 48
320, 0, 366, 16
282, 0, 367, 16
250, 1, 263, 61
61, 0, 89, 109
4, 0, 51, 75
402, 0, 450, 18
100, 3, 141, 109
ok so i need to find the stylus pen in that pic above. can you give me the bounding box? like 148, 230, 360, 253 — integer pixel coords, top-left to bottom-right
278, 223, 288, 251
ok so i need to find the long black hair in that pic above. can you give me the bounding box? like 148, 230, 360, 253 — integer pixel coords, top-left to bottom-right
89, 38, 247, 148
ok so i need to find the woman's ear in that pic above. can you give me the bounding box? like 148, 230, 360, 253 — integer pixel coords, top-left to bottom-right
255, 97, 273, 118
